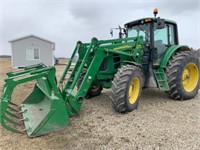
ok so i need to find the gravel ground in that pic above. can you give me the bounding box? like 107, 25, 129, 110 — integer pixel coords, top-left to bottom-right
0, 58, 200, 150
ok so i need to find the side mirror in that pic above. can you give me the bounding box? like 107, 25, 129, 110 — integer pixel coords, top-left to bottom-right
156, 17, 165, 29
123, 28, 127, 36
110, 29, 113, 37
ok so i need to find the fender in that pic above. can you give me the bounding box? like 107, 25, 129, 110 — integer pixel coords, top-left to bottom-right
160, 45, 191, 68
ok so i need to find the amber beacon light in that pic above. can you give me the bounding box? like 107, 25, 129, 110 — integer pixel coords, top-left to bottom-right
153, 8, 158, 17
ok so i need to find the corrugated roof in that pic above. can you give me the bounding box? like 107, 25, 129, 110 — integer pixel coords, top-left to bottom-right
9, 34, 55, 44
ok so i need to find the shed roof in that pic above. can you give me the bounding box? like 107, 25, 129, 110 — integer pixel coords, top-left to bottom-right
9, 34, 55, 44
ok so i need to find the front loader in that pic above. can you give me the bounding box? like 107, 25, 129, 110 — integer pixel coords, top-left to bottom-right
0, 9, 199, 137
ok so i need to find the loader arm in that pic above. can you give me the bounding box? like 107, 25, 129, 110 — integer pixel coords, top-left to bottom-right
0, 36, 143, 137
60, 36, 143, 116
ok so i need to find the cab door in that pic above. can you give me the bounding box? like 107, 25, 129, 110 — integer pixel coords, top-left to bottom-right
153, 23, 176, 66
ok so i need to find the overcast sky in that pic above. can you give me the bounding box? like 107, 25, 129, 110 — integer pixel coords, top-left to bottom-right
0, 0, 199, 57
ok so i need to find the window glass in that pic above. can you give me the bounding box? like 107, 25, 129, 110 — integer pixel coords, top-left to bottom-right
34, 48, 39, 59
26, 48, 40, 60
26, 48, 34, 60
154, 27, 168, 44
168, 24, 175, 45
128, 28, 145, 37
128, 23, 150, 41
153, 24, 168, 65
154, 23, 175, 46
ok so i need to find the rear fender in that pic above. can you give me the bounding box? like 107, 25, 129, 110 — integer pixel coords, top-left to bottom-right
160, 45, 191, 68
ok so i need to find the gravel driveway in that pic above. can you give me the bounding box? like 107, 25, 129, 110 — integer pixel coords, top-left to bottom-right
0, 58, 199, 150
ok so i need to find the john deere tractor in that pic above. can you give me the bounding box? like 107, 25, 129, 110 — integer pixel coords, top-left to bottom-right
0, 9, 199, 137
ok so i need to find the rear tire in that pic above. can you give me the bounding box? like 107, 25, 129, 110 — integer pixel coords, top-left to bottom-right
166, 51, 199, 100
111, 65, 144, 113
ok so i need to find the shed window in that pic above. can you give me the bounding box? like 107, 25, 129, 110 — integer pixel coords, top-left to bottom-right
26, 48, 40, 60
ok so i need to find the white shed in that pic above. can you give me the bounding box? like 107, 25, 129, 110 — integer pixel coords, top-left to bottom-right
9, 34, 55, 68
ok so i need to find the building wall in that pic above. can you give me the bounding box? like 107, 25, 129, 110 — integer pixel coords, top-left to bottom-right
11, 37, 54, 68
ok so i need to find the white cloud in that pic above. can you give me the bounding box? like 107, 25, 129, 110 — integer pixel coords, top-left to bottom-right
1, 0, 199, 57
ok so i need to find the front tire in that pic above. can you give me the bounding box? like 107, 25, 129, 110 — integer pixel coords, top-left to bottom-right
111, 65, 144, 113
77, 72, 102, 98
166, 51, 199, 100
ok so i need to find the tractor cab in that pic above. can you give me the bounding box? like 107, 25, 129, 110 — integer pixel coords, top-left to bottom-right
124, 9, 179, 65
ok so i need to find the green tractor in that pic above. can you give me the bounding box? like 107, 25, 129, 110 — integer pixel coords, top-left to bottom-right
0, 9, 199, 137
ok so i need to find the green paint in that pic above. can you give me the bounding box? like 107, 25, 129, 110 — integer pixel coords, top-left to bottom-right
0, 16, 191, 137
160, 45, 190, 68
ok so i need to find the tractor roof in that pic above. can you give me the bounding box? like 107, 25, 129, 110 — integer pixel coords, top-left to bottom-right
125, 17, 177, 27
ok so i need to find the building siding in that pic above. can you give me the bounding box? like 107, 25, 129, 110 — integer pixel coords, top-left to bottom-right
11, 36, 54, 68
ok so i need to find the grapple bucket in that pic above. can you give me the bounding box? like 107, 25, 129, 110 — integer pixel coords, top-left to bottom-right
0, 64, 69, 137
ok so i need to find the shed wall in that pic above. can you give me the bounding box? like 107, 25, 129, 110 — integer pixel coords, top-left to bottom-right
11, 37, 54, 68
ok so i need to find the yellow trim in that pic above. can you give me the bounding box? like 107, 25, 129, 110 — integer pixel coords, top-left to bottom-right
182, 63, 199, 92
144, 18, 152, 22
136, 45, 142, 49
128, 77, 140, 104
113, 45, 132, 50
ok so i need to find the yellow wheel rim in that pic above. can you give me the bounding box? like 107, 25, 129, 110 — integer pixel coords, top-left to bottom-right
182, 63, 199, 92
129, 77, 140, 104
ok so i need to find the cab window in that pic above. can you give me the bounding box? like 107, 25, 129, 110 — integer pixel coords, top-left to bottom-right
153, 23, 176, 65
128, 23, 150, 42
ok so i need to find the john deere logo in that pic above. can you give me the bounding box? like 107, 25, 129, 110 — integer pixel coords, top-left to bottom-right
113, 45, 132, 50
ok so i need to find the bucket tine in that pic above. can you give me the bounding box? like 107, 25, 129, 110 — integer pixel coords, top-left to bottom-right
17, 110, 27, 114
21, 128, 28, 133
3, 115, 21, 125
8, 101, 18, 107
1, 120, 24, 134
5, 110, 22, 119
1, 65, 70, 137
7, 106, 20, 112
2, 110, 26, 134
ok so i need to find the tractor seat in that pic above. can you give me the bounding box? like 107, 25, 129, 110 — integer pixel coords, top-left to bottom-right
154, 40, 167, 64
154, 40, 166, 54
